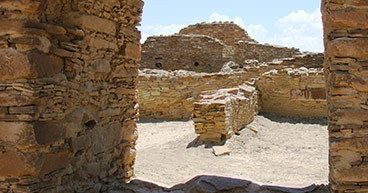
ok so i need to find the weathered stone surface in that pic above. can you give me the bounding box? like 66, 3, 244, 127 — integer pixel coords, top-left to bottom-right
323, 0, 368, 192
0, 0, 143, 192
89, 37, 119, 51
0, 122, 35, 144
193, 85, 258, 143
179, 22, 256, 46
0, 151, 37, 177
142, 24, 300, 73
257, 68, 327, 118
63, 12, 116, 35
0, 48, 32, 81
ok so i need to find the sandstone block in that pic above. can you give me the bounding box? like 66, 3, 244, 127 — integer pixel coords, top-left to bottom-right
0, 122, 35, 144
0, 151, 37, 177
124, 43, 141, 60
63, 12, 116, 35
38, 151, 71, 176
0, 48, 32, 81
89, 37, 118, 51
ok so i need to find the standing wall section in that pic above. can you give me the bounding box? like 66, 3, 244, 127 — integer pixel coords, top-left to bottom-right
256, 68, 327, 118
323, 0, 368, 192
0, 0, 143, 192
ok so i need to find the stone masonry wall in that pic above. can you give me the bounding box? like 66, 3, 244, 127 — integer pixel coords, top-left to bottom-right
233, 41, 301, 64
323, 0, 368, 192
142, 23, 304, 73
138, 69, 249, 120
179, 22, 256, 46
141, 35, 231, 73
193, 85, 258, 143
0, 0, 143, 192
256, 68, 327, 118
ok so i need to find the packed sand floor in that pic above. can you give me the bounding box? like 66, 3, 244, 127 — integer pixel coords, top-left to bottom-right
135, 115, 329, 188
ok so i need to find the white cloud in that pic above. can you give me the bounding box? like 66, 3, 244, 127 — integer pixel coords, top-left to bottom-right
270, 9, 323, 52
140, 9, 324, 52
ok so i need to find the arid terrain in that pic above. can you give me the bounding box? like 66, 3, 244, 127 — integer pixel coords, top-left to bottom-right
135, 115, 329, 188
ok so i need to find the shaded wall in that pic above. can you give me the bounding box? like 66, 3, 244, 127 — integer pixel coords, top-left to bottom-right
256, 68, 327, 118
0, 0, 143, 192
141, 35, 232, 73
322, 0, 368, 192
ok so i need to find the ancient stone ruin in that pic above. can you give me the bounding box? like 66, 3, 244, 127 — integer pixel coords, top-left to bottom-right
0, 0, 143, 192
139, 23, 327, 144
193, 84, 258, 143
0, 0, 367, 193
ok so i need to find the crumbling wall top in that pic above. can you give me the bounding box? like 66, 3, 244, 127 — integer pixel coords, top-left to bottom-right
179, 22, 256, 46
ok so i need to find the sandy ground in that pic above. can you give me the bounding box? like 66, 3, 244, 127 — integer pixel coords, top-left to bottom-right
135, 115, 329, 188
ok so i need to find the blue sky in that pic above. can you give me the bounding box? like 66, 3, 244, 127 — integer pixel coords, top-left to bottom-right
140, 0, 323, 52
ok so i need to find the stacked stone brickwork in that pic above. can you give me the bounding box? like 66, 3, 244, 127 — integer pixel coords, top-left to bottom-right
138, 69, 248, 120
0, 0, 143, 192
179, 22, 256, 46
274, 53, 324, 68
322, 0, 368, 192
233, 42, 301, 64
141, 35, 231, 72
256, 68, 327, 118
193, 85, 258, 143
141, 23, 302, 73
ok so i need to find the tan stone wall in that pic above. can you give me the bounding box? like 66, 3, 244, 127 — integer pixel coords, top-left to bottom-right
233, 42, 301, 64
193, 85, 258, 143
142, 23, 303, 73
138, 69, 262, 120
322, 0, 368, 192
256, 68, 327, 118
141, 35, 231, 73
0, 0, 143, 192
179, 22, 256, 46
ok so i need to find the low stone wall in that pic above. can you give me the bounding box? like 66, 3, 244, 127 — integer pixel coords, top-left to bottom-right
273, 53, 324, 68
256, 68, 327, 118
138, 70, 247, 120
193, 85, 258, 143
234, 41, 301, 64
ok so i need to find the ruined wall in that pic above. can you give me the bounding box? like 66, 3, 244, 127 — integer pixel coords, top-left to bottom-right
234, 42, 301, 64
274, 53, 324, 68
141, 35, 232, 73
257, 68, 327, 118
0, 0, 143, 192
193, 85, 258, 143
179, 22, 256, 46
142, 23, 304, 73
138, 69, 256, 120
322, 0, 368, 192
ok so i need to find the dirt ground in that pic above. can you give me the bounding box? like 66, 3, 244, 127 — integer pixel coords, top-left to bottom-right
134, 115, 329, 188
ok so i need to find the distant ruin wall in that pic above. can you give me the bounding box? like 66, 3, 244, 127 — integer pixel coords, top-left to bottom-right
179, 22, 255, 46
323, 0, 368, 192
193, 85, 258, 143
141, 35, 231, 73
0, 0, 143, 192
141, 35, 303, 73
138, 69, 257, 120
256, 68, 327, 118
275, 53, 324, 68
233, 42, 301, 64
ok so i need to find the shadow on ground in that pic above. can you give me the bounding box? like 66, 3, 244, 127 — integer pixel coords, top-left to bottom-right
109, 175, 329, 193
259, 113, 328, 125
